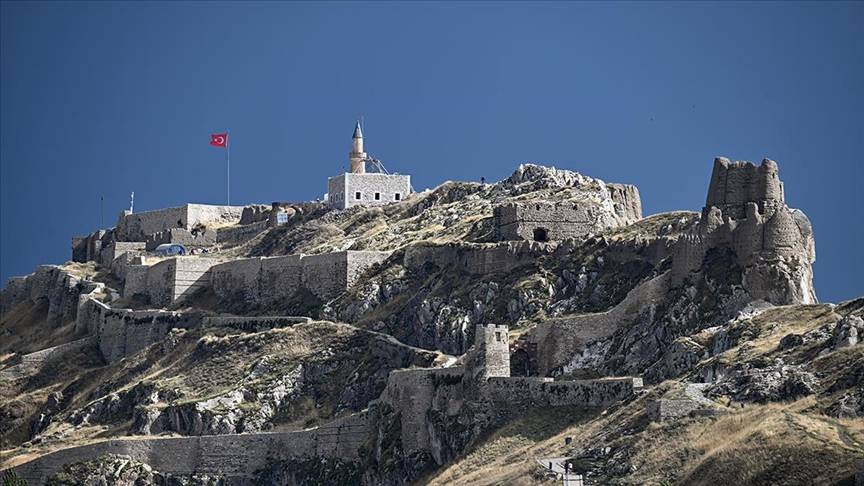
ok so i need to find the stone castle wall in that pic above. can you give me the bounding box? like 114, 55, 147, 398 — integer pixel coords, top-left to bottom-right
12, 411, 373, 485
404, 241, 555, 276
114, 204, 243, 242
485, 376, 642, 410
139, 258, 218, 307
1, 265, 82, 326
211, 251, 390, 304
465, 323, 510, 382
76, 298, 308, 363
378, 367, 466, 457
100, 242, 146, 267
494, 201, 605, 241
145, 228, 217, 250
493, 182, 642, 242
705, 157, 783, 215
0, 337, 96, 381
215, 220, 268, 247
77, 298, 200, 363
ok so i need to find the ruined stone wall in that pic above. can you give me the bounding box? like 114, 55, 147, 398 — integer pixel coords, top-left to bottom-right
403, 241, 555, 276
494, 201, 600, 241
378, 368, 465, 457
239, 204, 271, 225
670, 158, 816, 304
76, 298, 201, 363
100, 242, 146, 267
115, 207, 187, 242
75, 297, 310, 363
139, 257, 218, 307
485, 377, 642, 410
71, 236, 88, 263
706, 157, 783, 215
13, 411, 374, 485
529, 272, 671, 376
1, 266, 82, 326
464, 324, 510, 383
0, 337, 96, 381
145, 228, 216, 250
215, 220, 268, 247
114, 204, 243, 242
211, 251, 389, 304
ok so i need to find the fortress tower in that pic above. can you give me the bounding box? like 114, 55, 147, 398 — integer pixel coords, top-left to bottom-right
327, 121, 411, 209
466, 324, 511, 383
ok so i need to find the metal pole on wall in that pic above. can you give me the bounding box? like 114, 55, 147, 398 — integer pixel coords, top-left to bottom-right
227, 129, 231, 206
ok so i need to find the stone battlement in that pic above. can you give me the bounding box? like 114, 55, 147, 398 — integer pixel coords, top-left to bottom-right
671, 158, 816, 304
705, 157, 783, 218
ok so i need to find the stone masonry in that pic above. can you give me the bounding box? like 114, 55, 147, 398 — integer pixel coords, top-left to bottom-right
211, 250, 391, 304
12, 412, 373, 485
114, 204, 243, 242
328, 172, 411, 210
671, 158, 816, 304
494, 183, 642, 242
123, 257, 218, 307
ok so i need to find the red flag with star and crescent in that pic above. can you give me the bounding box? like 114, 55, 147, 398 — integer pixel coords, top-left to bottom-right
210, 133, 228, 147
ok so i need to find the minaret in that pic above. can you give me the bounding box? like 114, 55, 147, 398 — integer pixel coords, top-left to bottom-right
349, 120, 367, 174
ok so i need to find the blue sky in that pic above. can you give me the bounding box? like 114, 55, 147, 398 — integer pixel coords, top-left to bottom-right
1, 2, 862, 302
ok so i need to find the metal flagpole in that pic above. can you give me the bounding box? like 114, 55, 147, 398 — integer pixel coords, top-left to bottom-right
227, 129, 231, 205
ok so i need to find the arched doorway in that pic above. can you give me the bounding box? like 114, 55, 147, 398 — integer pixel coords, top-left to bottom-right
533, 227, 549, 242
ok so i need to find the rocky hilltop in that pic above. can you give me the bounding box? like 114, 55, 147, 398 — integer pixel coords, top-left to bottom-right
1, 159, 862, 486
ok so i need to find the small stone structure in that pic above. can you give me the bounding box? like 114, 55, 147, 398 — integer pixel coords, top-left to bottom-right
494, 201, 606, 242
327, 122, 410, 209
493, 180, 641, 242
114, 204, 244, 242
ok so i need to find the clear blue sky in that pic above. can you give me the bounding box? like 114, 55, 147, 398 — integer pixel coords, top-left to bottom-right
1, 2, 862, 302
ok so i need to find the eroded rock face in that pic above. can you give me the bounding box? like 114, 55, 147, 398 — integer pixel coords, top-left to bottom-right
705, 361, 818, 403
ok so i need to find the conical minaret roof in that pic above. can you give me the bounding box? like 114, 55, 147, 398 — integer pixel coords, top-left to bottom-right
353, 120, 363, 139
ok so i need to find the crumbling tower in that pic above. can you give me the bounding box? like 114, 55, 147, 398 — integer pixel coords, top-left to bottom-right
466, 324, 511, 383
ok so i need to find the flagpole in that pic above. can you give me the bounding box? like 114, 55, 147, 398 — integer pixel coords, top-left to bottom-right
227, 129, 231, 205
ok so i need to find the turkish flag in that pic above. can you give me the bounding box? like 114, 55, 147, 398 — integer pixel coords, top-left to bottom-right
210, 133, 228, 147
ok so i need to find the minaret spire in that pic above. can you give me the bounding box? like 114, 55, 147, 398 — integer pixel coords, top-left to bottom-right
349, 119, 367, 174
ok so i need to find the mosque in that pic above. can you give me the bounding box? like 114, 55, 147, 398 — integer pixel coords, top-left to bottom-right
327, 121, 411, 209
